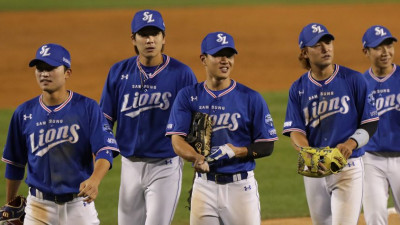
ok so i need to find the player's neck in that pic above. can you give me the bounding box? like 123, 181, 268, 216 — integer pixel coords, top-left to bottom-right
372, 64, 393, 77
41, 89, 70, 106
310, 64, 334, 81
138, 54, 163, 67
206, 77, 231, 91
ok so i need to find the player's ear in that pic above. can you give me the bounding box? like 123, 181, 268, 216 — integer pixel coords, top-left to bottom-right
64, 68, 72, 79
200, 54, 207, 65
362, 48, 369, 57
301, 48, 309, 59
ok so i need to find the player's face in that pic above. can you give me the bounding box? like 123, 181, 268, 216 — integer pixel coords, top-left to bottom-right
132, 27, 165, 59
35, 62, 71, 93
364, 39, 395, 71
201, 48, 235, 81
304, 37, 334, 69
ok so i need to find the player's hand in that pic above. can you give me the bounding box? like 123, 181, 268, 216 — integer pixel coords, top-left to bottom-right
336, 139, 357, 159
305, 152, 327, 175
193, 155, 209, 173
206, 144, 235, 162
78, 176, 101, 203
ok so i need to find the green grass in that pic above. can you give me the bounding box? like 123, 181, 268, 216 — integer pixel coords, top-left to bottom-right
0, 92, 396, 224
0, 0, 400, 11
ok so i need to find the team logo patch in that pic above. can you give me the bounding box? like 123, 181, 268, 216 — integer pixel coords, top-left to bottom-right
217, 33, 229, 45
264, 114, 273, 126
39, 45, 51, 57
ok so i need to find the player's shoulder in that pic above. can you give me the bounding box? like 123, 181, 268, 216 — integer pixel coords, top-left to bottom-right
68, 91, 99, 108
164, 55, 194, 73
109, 56, 138, 72
336, 64, 363, 77
14, 95, 41, 113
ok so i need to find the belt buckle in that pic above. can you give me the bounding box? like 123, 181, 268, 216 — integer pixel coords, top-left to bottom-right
54, 195, 63, 205
214, 174, 227, 185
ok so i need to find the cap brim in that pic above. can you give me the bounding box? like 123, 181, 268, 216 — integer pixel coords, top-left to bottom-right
133, 24, 165, 33
304, 34, 335, 48
29, 58, 63, 67
366, 37, 397, 48
203, 46, 238, 55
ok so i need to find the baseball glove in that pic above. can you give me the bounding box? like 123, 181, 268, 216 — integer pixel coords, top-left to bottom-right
185, 112, 212, 157
0, 195, 26, 225
298, 146, 347, 177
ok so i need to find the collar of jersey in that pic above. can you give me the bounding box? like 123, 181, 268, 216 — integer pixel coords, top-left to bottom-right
203, 80, 236, 99
136, 54, 170, 79
39, 90, 73, 113
308, 64, 339, 87
368, 64, 396, 83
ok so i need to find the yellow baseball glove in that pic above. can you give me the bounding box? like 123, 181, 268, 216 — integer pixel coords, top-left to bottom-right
298, 146, 347, 177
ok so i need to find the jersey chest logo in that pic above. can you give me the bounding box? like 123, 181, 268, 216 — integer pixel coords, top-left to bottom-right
121, 91, 172, 118
303, 95, 350, 127
209, 113, 241, 132
374, 92, 400, 116
30, 124, 80, 157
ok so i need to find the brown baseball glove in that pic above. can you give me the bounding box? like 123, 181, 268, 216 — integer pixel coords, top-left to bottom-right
298, 146, 347, 177
0, 195, 26, 225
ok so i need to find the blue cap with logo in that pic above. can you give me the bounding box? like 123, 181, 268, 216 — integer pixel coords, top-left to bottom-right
201, 32, 238, 55
131, 9, 165, 33
362, 25, 397, 48
29, 43, 71, 68
298, 23, 335, 49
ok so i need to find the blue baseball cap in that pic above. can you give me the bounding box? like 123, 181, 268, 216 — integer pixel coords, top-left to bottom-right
362, 25, 397, 48
29, 43, 71, 68
298, 23, 335, 49
131, 9, 165, 33
201, 32, 238, 55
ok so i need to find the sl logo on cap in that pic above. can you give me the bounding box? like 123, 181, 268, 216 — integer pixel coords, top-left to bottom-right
40, 45, 51, 57
375, 27, 387, 37
142, 12, 155, 23
311, 24, 324, 34
217, 33, 229, 45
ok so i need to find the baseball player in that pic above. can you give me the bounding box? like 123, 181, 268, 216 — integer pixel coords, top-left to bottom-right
166, 31, 278, 225
99, 9, 197, 225
282, 23, 379, 225
1, 43, 120, 225
360, 25, 400, 225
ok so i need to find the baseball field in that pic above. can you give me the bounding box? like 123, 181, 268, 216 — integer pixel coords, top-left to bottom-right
0, 1, 400, 224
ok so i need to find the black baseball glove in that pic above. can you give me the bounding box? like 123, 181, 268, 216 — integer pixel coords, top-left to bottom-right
185, 112, 212, 157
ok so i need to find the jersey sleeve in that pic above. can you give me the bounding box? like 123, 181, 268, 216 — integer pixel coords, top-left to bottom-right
282, 82, 307, 136
166, 87, 193, 136
2, 108, 28, 179
354, 74, 379, 125
251, 92, 278, 142
88, 100, 120, 167
99, 66, 119, 127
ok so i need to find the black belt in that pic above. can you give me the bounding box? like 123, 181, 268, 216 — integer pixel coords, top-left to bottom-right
30, 187, 78, 204
197, 171, 248, 184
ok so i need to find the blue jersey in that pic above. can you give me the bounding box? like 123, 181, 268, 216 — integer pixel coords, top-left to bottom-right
2, 91, 119, 195
100, 54, 197, 158
283, 65, 379, 158
166, 80, 278, 173
361, 64, 400, 153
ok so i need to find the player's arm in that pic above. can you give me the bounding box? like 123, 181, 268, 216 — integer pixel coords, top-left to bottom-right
171, 135, 209, 173
289, 131, 309, 152
78, 158, 110, 203
227, 142, 274, 159
6, 179, 22, 203
337, 121, 378, 158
